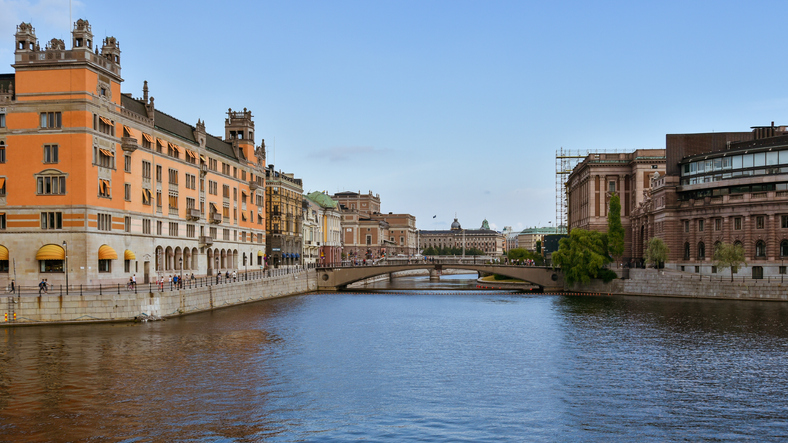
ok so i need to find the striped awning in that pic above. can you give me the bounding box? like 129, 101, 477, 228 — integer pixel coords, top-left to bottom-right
168, 142, 182, 153
0, 177, 5, 188
100, 180, 110, 193
36, 244, 65, 260
99, 148, 115, 157
157, 138, 165, 146
0, 245, 8, 260
123, 125, 134, 135
142, 133, 154, 143
257, 250, 264, 257
210, 203, 218, 212
98, 244, 118, 260
142, 188, 151, 204
99, 116, 113, 125
200, 155, 206, 162
124, 249, 136, 260
186, 150, 196, 159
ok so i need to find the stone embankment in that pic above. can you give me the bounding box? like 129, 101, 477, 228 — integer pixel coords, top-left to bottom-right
2, 270, 317, 325
568, 268, 788, 301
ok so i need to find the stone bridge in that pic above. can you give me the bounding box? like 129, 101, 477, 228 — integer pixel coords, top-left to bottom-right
316, 263, 564, 291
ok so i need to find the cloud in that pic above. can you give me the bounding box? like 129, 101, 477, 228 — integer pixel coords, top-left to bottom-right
310, 146, 386, 162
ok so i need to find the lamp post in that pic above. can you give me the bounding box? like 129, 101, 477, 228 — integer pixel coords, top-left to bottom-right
62, 240, 68, 294
179, 257, 183, 290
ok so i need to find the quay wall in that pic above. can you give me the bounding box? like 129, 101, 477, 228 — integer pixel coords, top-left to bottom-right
2, 270, 318, 325
568, 268, 788, 301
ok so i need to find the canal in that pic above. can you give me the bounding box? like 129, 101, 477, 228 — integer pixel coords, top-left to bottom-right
1, 274, 788, 441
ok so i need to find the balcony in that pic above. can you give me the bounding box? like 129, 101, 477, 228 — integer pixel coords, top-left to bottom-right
187, 208, 201, 221
199, 236, 213, 246
210, 213, 222, 224
249, 181, 259, 191
121, 137, 139, 152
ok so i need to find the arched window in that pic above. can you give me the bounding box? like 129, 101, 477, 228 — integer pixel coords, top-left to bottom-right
781, 240, 788, 257
714, 241, 722, 259
755, 240, 766, 258
684, 242, 691, 260
698, 242, 705, 260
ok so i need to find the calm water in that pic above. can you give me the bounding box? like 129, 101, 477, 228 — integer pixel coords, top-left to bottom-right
2, 275, 788, 442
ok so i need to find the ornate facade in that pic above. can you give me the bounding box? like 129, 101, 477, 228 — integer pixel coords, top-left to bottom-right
0, 20, 267, 286
419, 218, 504, 256
265, 165, 303, 267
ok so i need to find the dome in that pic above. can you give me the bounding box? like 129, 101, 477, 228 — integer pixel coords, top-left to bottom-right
450, 218, 461, 230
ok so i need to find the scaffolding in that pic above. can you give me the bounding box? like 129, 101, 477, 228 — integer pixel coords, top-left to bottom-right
555, 148, 588, 230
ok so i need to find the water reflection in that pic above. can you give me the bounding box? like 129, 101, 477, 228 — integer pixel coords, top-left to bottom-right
1, 281, 788, 441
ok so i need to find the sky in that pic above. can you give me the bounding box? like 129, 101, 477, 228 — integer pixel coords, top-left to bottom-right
2, 0, 787, 232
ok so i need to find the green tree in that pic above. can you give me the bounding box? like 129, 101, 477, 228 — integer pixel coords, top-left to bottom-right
552, 229, 614, 285
607, 193, 625, 262
714, 242, 747, 282
507, 248, 544, 266
535, 240, 542, 255
644, 237, 669, 268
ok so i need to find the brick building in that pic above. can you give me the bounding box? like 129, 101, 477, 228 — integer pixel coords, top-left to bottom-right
0, 20, 267, 286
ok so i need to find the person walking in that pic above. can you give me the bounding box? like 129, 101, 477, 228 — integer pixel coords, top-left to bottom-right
131, 274, 137, 290
38, 279, 46, 295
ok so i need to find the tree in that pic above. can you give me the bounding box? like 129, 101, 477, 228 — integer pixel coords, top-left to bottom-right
535, 240, 542, 254
714, 242, 747, 282
551, 229, 614, 285
507, 248, 544, 266
607, 193, 625, 262
644, 238, 669, 268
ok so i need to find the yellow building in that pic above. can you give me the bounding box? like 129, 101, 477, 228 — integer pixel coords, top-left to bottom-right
0, 20, 267, 287
265, 165, 303, 267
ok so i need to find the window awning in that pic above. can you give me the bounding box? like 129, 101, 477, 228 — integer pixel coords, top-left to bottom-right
123, 125, 134, 135
100, 180, 110, 193
200, 155, 206, 162
124, 249, 136, 260
142, 188, 151, 203
142, 133, 154, 143
99, 116, 113, 126
157, 138, 165, 146
0, 245, 8, 261
36, 244, 65, 260
168, 142, 182, 153
186, 150, 196, 159
98, 244, 118, 260
0, 177, 5, 188
99, 148, 115, 157
258, 250, 264, 257
210, 203, 218, 212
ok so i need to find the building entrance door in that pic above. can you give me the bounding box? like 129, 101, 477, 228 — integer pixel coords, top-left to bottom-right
144, 261, 150, 284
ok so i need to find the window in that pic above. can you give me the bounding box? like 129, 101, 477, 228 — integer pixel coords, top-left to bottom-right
782, 215, 788, 229
36, 175, 66, 195
185, 173, 196, 190
156, 165, 162, 183
43, 144, 58, 163
715, 219, 722, 231
96, 147, 114, 168
168, 193, 179, 212
124, 183, 131, 201
684, 242, 690, 260
734, 217, 742, 230
40, 212, 62, 229
0, 113, 5, 128
712, 266, 717, 274
209, 180, 217, 195
0, 141, 5, 163
97, 213, 112, 231
756, 216, 765, 229
143, 218, 151, 234
186, 224, 195, 238
40, 112, 62, 128
156, 140, 163, 153
608, 181, 616, 193
697, 242, 705, 260
141, 134, 152, 149
169, 222, 178, 237
142, 160, 151, 179
698, 220, 704, 232
142, 188, 152, 206
124, 155, 131, 172
781, 266, 787, 275
755, 240, 766, 258
168, 168, 178, 185
124, 216, 131, 232
157, 220, 162, 235
0, 213, 5, 230
223, 228, 230, 240
40, 258, 64, 273
210, 227, 217, 239
782, 240, 788, 257
0, 176, 5, 196
97, 116, 114, 136
98, 179, 111, 198
156, 190, 162, 209
125, 259, 131, 273
684, 220, 690, 233
209, 158, 217, 171
98, 258, 111, 273
223, 184, 230, 198
753, 266, 764, 280
186, 197, 195, 209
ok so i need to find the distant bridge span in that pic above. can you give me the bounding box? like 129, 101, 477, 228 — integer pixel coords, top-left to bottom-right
316, 263, 564, 291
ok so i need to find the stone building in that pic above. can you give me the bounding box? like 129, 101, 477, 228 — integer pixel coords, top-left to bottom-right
631, 123, 788, 278
374, 212, 418, 257
565, 149, 666, 262
516, 226, 565, 252
305, 191, 342, 266
419, 218, 504, 256
265, 165, 302, 267
0, 20, 267, 286
302, 197, 320, 266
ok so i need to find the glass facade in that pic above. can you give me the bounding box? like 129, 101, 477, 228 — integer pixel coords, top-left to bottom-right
681, 148, 788, 186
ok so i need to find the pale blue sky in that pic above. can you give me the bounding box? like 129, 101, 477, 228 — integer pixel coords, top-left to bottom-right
2, 0, 786, 232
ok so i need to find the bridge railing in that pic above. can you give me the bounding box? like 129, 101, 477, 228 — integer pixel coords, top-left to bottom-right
318, 258, 550, 269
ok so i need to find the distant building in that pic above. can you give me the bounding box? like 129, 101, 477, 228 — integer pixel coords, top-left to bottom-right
302, 197, 320, 266
305, 191, 342, 266
419, 218, 504, 256
516, 226, 565, 252
265, 165, 303, 267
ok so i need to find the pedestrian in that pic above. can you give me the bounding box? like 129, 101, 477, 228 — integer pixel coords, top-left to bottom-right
10, 279, 15, 294
216, 271, 221, 284
44, 278, 49, 293
38, 279, 46, 295
168, 275, 172, 288
190, 273, 195, 282
232, 270, 237, 282
131, 274, 137, 289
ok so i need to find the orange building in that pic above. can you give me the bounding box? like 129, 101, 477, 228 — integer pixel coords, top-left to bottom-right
0, 20, 267, 287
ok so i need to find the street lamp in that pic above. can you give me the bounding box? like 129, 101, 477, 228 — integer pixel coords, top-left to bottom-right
62, 240, 68, 294
179, 257, 183, 289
